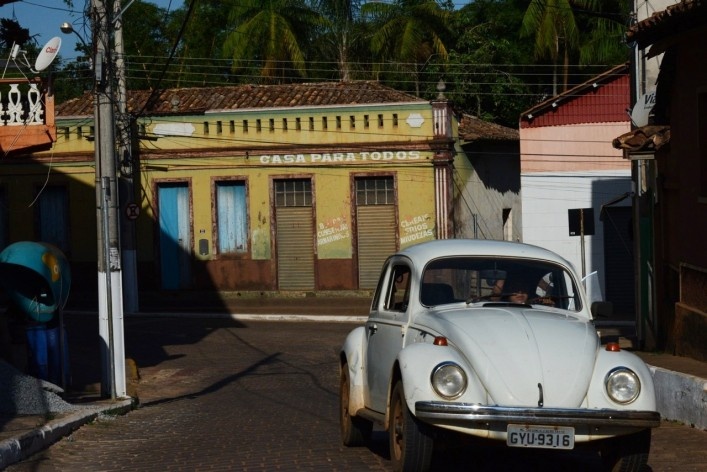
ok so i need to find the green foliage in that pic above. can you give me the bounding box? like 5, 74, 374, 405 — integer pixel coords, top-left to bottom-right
0, 18, 31, 49
361, 0, 452, 95
441, 0, 543, 127
223, 0, 328, 83
574, 0, 631, 65
8, 0, 634, 125
520, 0, 630, 92
121, 0, 179, 90
168, 0, 235, 87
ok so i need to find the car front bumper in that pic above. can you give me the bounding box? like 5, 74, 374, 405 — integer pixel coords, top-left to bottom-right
415, 402, 661, 429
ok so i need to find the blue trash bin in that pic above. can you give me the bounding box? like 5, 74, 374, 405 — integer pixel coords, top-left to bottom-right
25, 324, 49, 381
25, 323, 70, 385
46, 325, 70, 386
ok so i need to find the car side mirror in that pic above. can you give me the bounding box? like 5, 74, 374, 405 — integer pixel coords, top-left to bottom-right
591, 301, 613, 319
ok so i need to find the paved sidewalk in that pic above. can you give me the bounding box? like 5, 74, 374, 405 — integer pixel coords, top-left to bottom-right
0, 295, 705, 469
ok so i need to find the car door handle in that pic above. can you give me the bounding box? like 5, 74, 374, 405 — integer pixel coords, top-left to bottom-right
368, 324, 378, 334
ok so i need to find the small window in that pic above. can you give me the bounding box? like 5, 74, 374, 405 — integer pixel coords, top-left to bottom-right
203, 122, 209, 134
377, 114, 384, 127
322, 116, 328, 130
364, 115, 369, 129
275, 179, 312, 207
336, 116, 342, 129
216, 121, 222, 134
296, 117, 301, 131
392, 114, 398, 127
243, 120, 249, 133
385, 265, 411, 311
309, 117, 314, 130
269, 118, 275, 132
356, 176, 394, 205
282, 118, 288, 131
256, 119, 262, 132
350, 116, 355, 129
229, 120, 235, 133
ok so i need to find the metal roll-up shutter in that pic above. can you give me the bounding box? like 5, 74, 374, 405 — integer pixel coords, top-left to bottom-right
357, 205, 396, 288
276, 206, 315, 289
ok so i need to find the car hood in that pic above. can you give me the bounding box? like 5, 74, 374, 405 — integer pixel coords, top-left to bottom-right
415, 306, 599, 408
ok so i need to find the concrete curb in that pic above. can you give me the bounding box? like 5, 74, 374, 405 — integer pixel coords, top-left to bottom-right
128, 312, 369, 323
647, 365, 707, 430
0, 399, 134, 470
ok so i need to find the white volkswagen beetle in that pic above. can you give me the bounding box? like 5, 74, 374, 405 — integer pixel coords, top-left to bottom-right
340, 239, 659, 472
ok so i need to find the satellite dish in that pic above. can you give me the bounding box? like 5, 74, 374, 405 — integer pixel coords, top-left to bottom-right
34, 36, 62, 72
631, 90, 656, 127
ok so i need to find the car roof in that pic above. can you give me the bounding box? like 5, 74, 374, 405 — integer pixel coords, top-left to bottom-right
397, 239, 575, 269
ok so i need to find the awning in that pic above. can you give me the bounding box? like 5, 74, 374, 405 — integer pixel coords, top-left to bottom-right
612, 125, 671, 153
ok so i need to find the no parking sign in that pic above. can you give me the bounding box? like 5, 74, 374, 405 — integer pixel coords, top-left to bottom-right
125, 202, 140, 220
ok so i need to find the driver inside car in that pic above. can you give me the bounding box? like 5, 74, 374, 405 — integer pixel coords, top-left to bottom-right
501, 279, 529, 303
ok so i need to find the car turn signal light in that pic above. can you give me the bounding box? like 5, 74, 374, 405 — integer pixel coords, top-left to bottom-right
433, 336, 448, 346
605, 342, 621, 352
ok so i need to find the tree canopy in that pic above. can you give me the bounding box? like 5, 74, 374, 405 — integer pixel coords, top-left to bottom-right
9, 0, 632, 127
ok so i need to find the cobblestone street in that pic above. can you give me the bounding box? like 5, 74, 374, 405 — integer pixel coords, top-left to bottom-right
6, 316, 706, 471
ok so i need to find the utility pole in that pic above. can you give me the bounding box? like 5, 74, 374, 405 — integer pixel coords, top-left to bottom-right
93, 0, 126, 399
114, 0, 139, 314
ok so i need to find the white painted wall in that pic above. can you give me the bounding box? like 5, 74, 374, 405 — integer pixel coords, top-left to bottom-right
521, 171, 631, 294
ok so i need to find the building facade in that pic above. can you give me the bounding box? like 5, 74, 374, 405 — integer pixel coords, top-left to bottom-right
519, 65, 634, 326
456, 115, 521, 242
617, 0, 707, 361
4, 82, 467, 300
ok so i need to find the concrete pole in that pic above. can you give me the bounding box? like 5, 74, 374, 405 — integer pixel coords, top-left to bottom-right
114, 0, 139, 314
93, 0, 126, 399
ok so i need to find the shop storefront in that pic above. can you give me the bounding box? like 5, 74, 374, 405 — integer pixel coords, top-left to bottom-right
5, 82, 458, 294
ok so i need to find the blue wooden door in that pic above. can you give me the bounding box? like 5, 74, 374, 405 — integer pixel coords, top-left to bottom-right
158, 184, 191, 289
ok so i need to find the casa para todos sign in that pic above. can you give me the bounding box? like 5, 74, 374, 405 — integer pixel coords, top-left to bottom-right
259, 150, 422, 165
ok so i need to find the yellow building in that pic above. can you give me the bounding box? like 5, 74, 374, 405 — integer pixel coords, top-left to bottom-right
8, 81, 463, 297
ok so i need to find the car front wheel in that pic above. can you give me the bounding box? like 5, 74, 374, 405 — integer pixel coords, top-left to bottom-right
600, 429, 651, 472
340, 362, 372, 446
389, 380, 434, 472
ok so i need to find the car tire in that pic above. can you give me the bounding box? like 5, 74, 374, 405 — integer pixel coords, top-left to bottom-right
600, 428, 651, 472
340, 362, 372, 446
389, 380, 434, 472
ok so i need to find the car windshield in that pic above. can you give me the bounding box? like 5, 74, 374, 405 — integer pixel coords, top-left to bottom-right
420, 256, 582, 311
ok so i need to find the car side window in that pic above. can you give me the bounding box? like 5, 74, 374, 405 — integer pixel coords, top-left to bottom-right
384, 265, 411, 312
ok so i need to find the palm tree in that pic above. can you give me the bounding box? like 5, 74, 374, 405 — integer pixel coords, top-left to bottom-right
223, 0, 327, 83
315, 0, 367, 82
576, 0, 631, 66
520, 0, 579, 94
362, 0, 451, 96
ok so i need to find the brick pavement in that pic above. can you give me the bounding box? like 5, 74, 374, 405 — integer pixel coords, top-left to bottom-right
1, 315, 705, 471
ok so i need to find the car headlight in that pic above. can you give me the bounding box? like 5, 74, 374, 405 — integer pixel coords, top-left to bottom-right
431, 362, 467, 399
605, 367, 641, 404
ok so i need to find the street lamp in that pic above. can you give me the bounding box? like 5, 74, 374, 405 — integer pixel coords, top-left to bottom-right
59, 22, 78, 37
59, 22, 89, 50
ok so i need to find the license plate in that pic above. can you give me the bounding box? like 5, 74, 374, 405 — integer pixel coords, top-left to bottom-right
506, 424, 575, 450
